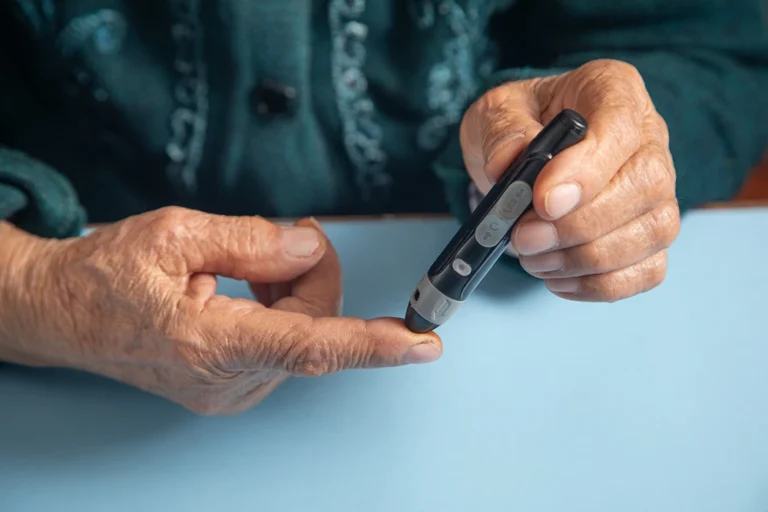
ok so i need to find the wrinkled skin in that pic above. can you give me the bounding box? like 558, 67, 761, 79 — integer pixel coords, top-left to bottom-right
0, 209, 441, 415
0, 59, 681, 415
461, 59, 681, 302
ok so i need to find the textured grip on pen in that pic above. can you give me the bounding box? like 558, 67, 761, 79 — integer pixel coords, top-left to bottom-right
468, 182, 520, 258
408, 275, 463, 326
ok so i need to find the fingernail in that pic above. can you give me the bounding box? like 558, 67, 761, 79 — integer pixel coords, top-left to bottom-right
520, 251, 564, 274
281, 226, 321, 258
307, 216, 325, 233
403, 343, 442, 365
545, 183, 581, 219
545, 278, 580, 294
513, 221, 558, 255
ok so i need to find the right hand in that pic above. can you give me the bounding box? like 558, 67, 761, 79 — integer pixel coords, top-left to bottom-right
0, 207, 441, 415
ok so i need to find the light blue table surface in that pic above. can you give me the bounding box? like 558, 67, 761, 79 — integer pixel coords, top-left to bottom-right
2, 208, 768, 511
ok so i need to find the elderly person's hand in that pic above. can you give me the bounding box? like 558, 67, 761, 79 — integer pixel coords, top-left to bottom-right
0, 208, 441, 415
461, 59, 681, 302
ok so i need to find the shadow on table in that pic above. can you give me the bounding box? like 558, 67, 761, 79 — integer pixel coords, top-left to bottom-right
0, 366, 188, 461
334, 220, 541, 317
0, 358, 415, 466
473, 264, 539, 300
0, 221, 539, 465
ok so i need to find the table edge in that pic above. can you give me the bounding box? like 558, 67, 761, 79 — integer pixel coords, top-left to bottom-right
83, 200, 768, 228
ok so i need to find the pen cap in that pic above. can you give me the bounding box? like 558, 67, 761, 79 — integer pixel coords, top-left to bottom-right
530, 109, 588, 156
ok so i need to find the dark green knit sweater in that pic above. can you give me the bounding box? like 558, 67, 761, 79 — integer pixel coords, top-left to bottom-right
0, 0, 767, 239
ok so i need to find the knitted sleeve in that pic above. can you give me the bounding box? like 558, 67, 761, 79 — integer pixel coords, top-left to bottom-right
0, 148, 85, 238
0, 6, 86, 238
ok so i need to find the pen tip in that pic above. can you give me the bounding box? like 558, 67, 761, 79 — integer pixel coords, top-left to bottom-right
405, 305, 438, 334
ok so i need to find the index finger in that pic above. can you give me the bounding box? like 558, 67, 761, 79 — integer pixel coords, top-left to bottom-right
196, 303, 442, 376
532, 65, 648, 220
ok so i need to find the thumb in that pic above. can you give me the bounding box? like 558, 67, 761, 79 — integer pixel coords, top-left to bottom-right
157, 208, 327, 283
459, 80, 547, 194
199, 304, 443, 375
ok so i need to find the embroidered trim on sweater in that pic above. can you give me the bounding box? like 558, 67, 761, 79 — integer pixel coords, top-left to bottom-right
57, 9, 127, 58
165, 0, 209, 196
328, 0, 391, 201
416, 0, 497, 152
329, 0, 499, 200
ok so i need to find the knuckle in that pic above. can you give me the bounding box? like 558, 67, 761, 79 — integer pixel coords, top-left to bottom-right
651, 112, 671, 147
642, 253, 668, 292
650, 145, 676, 194
287, 340, 333, 377
645, 144, 670, 181
153, 206, 192, 230
171, 331, 240, 380
480, 116, 512, 157
579, 242, 613, 273
588, 59, 644, 90
630, 144, 674, 203
581, 60, 646, 136
146, 207, 196, 249
474, 86, 533, 158
224, 215, 276, 265
596, 276, 627, 304
595, 106, 644, 157
566, 207, 609, 244
593, 253, 667, 303
248, 216, 281, 252
473, 86, 505, 127
480, 84, 513, 111
637, 202, 680, 254
611, 60, 643, 83
462, 89, 495, 138
616, 107, 644, 149
650, 202, 681, 249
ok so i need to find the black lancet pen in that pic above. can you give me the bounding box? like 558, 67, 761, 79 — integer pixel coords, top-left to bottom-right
404, 109, 588, 333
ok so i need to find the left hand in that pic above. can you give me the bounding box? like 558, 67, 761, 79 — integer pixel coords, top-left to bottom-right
460, 59, 680, 302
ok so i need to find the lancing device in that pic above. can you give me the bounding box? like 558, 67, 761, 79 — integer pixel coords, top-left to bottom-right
404, 109, 588, 333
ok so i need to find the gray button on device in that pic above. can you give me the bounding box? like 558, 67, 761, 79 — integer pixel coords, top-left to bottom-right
475, 214, 510, 248
497, 181, 533, 221
452, 258, 472, 276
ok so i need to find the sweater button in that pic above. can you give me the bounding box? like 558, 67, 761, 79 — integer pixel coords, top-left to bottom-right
250, 79, 297, 117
